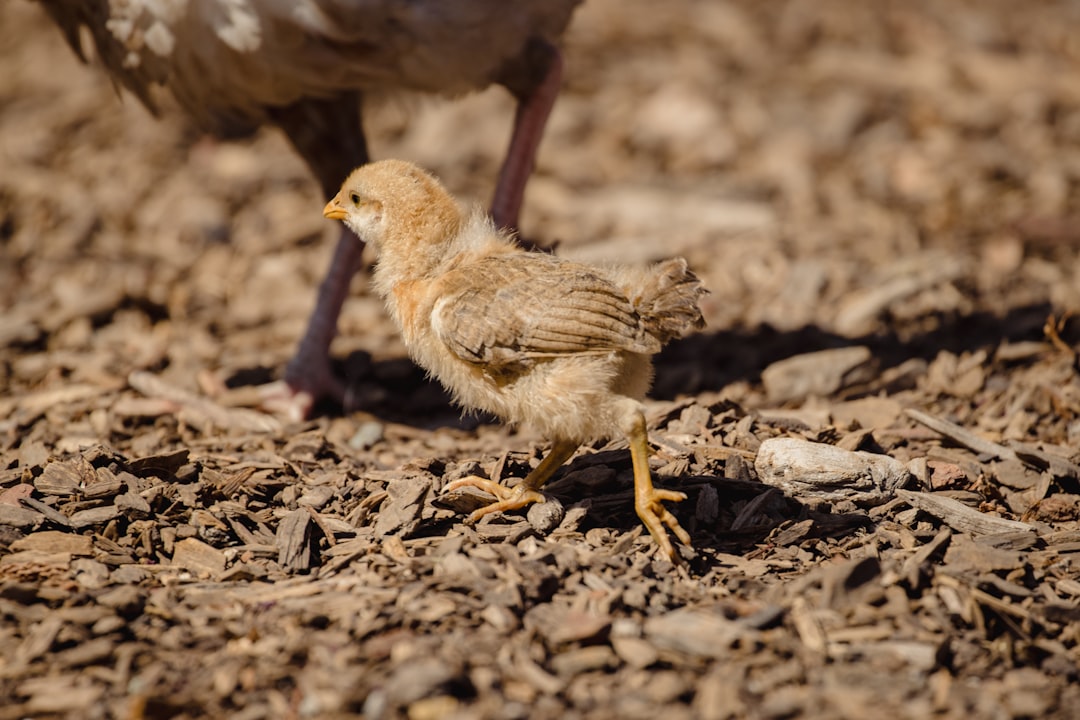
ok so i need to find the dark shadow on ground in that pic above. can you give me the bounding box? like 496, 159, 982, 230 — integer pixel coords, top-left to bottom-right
652, 301, 1062, 400
225, 301, 1067, 428
224, 351, 497, 431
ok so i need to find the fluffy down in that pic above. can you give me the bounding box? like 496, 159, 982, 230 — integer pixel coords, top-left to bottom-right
324, 159, 707, 561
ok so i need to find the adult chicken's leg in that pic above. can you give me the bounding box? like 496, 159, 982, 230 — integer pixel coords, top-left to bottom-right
260, 94, 369, 420
491, 40, 564, 230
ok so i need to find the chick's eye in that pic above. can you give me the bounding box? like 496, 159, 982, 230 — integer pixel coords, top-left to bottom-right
350, 192, 361, 206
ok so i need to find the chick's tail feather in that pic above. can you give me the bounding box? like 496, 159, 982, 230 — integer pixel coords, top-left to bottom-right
632, 258, 707, 344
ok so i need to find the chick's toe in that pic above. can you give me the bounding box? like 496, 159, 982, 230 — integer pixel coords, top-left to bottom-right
634, 487, 692, 560
446, 477, 546, 524
446, 438, 578, 523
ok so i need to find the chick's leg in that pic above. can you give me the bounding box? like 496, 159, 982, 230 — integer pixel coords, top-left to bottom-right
447, 439, 579, 523
622, 403, 692, 560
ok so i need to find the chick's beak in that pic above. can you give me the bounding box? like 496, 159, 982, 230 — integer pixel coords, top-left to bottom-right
323, 195, 348, 220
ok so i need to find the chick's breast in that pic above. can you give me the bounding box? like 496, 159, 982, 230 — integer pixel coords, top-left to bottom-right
411, 252, 660, 442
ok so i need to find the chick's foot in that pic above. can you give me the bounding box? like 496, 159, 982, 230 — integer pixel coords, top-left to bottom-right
445, 476, 546, 523
446, 438, 579, 524
634, 485, 692, 561
626, 407, 692, 561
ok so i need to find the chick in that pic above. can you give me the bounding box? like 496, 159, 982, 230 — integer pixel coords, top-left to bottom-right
38, 0, 581, 419
324, 160, 707, 559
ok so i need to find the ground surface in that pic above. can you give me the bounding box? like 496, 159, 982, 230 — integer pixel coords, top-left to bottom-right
2, 1, 1080, 718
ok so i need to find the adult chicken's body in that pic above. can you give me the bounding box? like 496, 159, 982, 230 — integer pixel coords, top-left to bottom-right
324, 160, 707, 560
39, 0, 580, 418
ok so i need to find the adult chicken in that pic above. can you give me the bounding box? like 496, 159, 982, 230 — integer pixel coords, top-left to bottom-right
38, 0, 581, 418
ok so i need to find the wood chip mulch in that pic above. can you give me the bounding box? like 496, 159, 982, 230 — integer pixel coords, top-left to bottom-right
3, 0, 1080, 717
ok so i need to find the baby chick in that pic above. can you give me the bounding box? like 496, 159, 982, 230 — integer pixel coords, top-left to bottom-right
324, 160, 706, 559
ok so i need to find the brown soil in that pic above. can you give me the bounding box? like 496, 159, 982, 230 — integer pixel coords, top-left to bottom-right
2, 1, 1080, 718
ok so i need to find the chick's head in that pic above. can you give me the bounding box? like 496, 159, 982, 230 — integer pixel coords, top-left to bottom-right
323, 159, 462, 267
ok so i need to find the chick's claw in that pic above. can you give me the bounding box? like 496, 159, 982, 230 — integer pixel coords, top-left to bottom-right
635, 489, 692, 560
445, 476, 546, 523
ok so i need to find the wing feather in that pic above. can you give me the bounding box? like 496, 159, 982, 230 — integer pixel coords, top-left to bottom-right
433, 255, 659, 366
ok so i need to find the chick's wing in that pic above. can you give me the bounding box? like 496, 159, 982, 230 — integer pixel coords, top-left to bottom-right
433, 255, 661, 366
